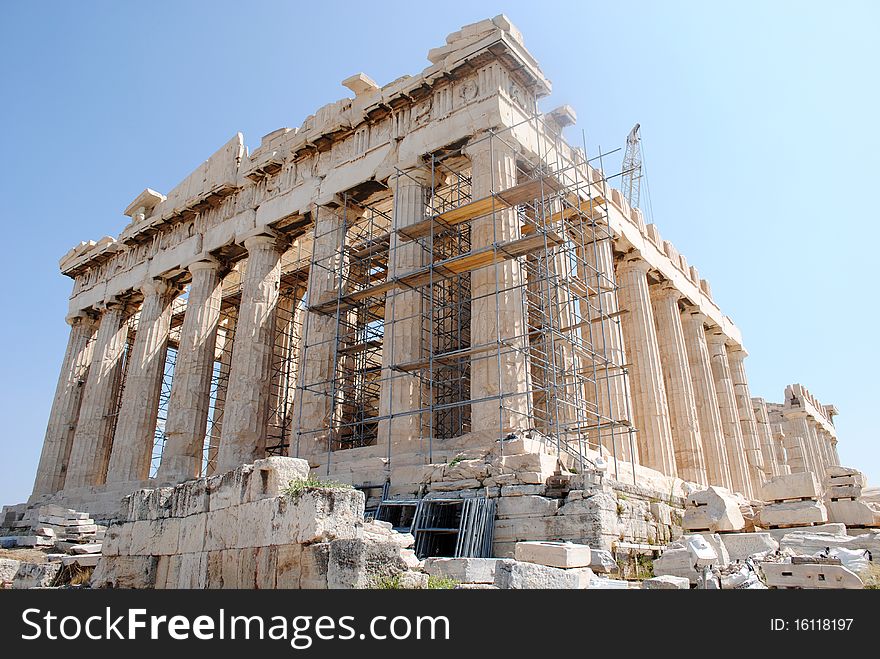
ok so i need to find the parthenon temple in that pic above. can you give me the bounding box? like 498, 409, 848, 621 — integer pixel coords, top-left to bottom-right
27, 16, 845, 531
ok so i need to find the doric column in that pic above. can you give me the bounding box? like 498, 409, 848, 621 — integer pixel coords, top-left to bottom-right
464, 134, 531, 435
781, 410, 815, 476
377, 168, 432, 452
291, 204, 351, 457
807, 418, 830, 474
158, 259, 223, 482
649, 282, 706, 484
771, 423, 792, 475
106, 279, 179, 482
706, 329, 753, 498
830, 436, 841, 466
217, 234, 285, 473
681, 309, 731, 489
65, 300, 130, 488
751, 397, 780, 478
583, 234, 636, 463
727, 347, 766, 489
615, 254, 676, 476
205, 307, 236, 476
32, 311, 99, 495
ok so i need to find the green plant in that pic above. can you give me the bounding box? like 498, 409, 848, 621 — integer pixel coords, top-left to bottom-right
285, 476, 353, 499
427, 575, 459, 589
447, 453, 466, 468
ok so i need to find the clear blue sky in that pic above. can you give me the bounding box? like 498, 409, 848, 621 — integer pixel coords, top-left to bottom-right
1, 1, 877, 506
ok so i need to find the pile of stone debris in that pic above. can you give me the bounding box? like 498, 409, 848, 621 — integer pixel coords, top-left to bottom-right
1, 504, 107, 589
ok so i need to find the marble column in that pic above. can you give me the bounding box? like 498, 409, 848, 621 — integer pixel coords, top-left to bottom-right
649, 282, 706, 484
782, 410, 815, 475
751, 397, 780, 479
583, 235, 636, 463
807, 418, 830, 475
464, 135, 531, 435
771, 423, 792, 475
727, 347, 766, 489
706, 329, 753, 498
291, 205, 351, 457
681, 309, 731, 489
205, 307, 237, 476
158, 260, 223, 482
615, 254, 676, 476
830, 437, 841, 466
106, 279, 179, 483
217, 234, 284, 473
32, 312, 99, 495
64, 301, 130, 488
377, 168, 432, 453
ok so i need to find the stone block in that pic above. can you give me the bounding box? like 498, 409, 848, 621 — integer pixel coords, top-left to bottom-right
760, 500, 828, 527
101, 522, 132, 557
327, 538, 408, 589
70, 542, 102, 554
206, 463, 253, 511
500, 452, 558, 476
175, 552, 208, 589
244, 457, 311, 503
62, 554, 100, 567
204, 506, 241, 551
236, 498, 276, 548
650, 501, 673, 525
827, 500, 880, 527
130, 518, 180, 556
500, 484, 546, 497
90, 555, 158, 588
688, 533, 730, 565
515, 541, 592, 568
590, 549, 618, 573
826, 466, 864, 480
12, 562, 61, 589
494, 560, 595, 589
0, 558, 22, 584
275, 544, 304, 588
641, 575, 690, 589
720, 532, 779, 561
653, 545, 699, 584
424, 557, 498, 584
760, 562, 863, 589
766, 523, 846, 543
146, 487, 175, 518
496, 495, 559, 518
170, 478, 208, 517
683, 486, 745, 532
300, 542, 330, 589
273, 489, 364, 545
177, 512, 207, 553
255, 546, 277, 589
826, 484, 862, 499
205, 549, 242, 589
760, 472, 822, 502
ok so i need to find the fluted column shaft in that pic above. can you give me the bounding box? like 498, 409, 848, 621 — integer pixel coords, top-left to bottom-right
32, 313, 99, 495
681, 310, 731, 489
782, 411, 813, 475
807, 419, 830, 474
727, 348, 766, 489
830, 437, 841, 466
106, 279, 178, 482
771, 424, 792, 475
205, 308, 237, 476
751, 397, 780, 478
706, 330, 753, 498
158, 260, 222, 481
65, 302, 130, 488
377, 170, 432, 452
291, 205, 350, 457
464, 135, 531, 434
616, 255, 676, 476
217, 235, 284, 472
649, 283, 706, 484
583, 234, 636, 462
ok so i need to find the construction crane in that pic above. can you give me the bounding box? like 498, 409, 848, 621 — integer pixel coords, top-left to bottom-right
620, 123, 642, 209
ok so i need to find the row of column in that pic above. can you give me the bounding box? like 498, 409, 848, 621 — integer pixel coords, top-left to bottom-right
33, 233, 289, 494
781, 409, 840, 477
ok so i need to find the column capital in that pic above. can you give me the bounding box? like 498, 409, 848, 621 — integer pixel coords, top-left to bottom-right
390, 165, 435, 188
616, 252, 651, 275
462, 130, 517, 160
782, 407, 808, 421
727, 344, 748, 359
139, 276, 180, 299
187, 257, 221, 275
242, 232, 285, 252
65, 309, 99, 327
681, 306, 707, 325
704, 326, 728, 345
649, 280, 681, 301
